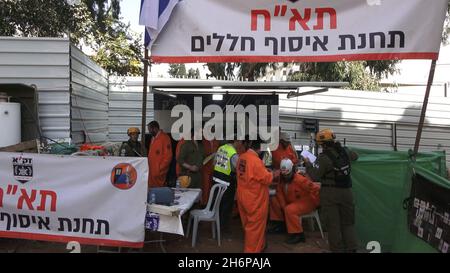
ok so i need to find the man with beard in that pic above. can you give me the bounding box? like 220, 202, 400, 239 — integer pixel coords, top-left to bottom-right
147, 121, 173, 188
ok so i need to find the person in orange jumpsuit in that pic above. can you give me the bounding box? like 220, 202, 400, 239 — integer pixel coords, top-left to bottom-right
236, 136, 279, 253
268, 158, 320, 244
147, 121, 173, 188
271, 131, 299, 170
175, 137, 185, 177
201, 137, 219, 206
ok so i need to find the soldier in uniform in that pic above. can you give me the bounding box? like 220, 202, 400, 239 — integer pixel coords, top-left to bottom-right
304, 128, 359, 252
119, 127, 143, 157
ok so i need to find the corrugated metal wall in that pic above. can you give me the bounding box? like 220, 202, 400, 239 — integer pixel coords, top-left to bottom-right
109, 77, 154, 142
0, 37, 71, 140
279, 89, 450, 166
70, 45, 109, 144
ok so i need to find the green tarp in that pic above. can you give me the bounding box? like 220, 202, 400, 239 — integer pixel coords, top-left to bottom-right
350, 147, 449, 253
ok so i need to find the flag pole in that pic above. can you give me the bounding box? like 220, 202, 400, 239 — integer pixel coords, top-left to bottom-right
141, 49, 150, 156
413, 59, 437, 156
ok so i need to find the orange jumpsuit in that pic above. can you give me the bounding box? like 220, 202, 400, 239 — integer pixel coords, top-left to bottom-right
237, 149, 273, 253
271, 144, 299, 170
201, 139, 219, 206
175, 138, 185, 177
147, 130, 173, 188
269, 173, 320, 233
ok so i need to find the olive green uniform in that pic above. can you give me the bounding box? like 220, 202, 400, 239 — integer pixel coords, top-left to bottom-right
305, 147, 358, 252
119, 140, 143, 157
177, 140, 204, 189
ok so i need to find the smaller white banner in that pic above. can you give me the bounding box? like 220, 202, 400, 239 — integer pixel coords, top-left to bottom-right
0, 152, 148, 248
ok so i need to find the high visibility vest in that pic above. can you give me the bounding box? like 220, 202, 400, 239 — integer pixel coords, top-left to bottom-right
214, 144, 237, 176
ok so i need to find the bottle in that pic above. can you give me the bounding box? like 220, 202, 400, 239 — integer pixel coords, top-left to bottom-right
176, 178, 180, 189
150, 193, 156, 204
121, 148, 126, 157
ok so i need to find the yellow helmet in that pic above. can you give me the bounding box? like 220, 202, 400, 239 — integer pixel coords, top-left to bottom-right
127, 127, 140, 135
178, 176, 191, 188
316, 128, 336, 144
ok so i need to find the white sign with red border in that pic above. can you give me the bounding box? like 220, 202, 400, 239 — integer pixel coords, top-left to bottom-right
0, 153, 148, 248
148, 0, 448, 63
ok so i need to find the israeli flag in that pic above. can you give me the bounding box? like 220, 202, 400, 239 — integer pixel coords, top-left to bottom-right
139, 0, 181, 48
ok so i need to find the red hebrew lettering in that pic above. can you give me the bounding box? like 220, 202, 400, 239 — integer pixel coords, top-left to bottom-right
289, 8, 311, 31
313, 8, 337, 30
37, 190, 57, 212
251, 10, 271, 31
17, 189, 37, 210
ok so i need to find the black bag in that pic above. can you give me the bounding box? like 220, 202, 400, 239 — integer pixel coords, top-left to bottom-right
324, 148, 352, 188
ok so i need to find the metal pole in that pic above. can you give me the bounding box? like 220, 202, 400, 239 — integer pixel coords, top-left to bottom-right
413, 60, 437, 155
141, 49, 149, 156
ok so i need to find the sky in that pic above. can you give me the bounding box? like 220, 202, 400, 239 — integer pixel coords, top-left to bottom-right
120, 0, 450, 84
121, 0, 206, 78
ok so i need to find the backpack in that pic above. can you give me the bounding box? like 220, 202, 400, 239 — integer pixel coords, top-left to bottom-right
324, 148, 352, 187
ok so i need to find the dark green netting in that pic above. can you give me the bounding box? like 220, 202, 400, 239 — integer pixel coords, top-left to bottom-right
349, 147, 449, 253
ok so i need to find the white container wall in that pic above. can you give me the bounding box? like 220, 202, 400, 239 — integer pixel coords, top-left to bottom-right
0, 37, 110, 144
0, 102, 21, 147
0, 37, 71, 141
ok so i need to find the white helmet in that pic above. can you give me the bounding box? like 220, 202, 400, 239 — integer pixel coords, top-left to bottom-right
280, 158, 294, 174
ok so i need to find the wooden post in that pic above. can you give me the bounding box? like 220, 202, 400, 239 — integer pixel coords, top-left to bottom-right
141, 49, 150, 156
413, 59, 437, 155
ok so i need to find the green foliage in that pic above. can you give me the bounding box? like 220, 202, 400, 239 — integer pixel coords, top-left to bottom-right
187, 68, 200, 79
443, 2, 450, 44
0, 0, 91, 44
288, 61, 398, 91
205, 63, 235, 79
205, 62, 278, 81
206, 60, 395, 90
0, 0, 143, 76
90, 19, 143, 76
168, 64, 187, 78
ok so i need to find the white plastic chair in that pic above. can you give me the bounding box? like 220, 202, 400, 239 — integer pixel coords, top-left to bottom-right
302, 209, 324, 239
186, 183, 228, 247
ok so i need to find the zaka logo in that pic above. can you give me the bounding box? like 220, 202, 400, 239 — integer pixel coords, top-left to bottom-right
12, 157, 33, 183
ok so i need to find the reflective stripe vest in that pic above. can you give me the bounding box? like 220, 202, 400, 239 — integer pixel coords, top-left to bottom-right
214, 144, 237, 176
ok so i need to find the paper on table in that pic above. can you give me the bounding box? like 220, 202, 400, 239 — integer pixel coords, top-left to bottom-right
301, 150, 317, 164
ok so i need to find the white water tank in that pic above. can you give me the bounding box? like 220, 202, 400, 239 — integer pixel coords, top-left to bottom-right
0, 102, 21, 147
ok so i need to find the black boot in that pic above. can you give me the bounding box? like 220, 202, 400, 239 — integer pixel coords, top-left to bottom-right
267, 221, 286, 234
285, 232, 306, 244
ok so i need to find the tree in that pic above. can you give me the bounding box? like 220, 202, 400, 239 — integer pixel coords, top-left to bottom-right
205, 62, 278, 81
0, 0, 143, 76
84, 0, 121, 33
187, 68, 200, 79
168, 64, 187, 78
288, 61, 383, 91
0, 0, 92, 44
82, 0, 143, 76
443, 1, 450, 44
90, 19, 143, 76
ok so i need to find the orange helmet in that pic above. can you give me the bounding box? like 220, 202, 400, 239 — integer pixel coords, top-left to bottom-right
316, 128, 336, 144
178, 176, 191, 188
127, 127, 140, 135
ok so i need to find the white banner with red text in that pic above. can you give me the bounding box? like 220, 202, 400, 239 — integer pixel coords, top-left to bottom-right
147, 0, 448, 63
0, 153, 148, 248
